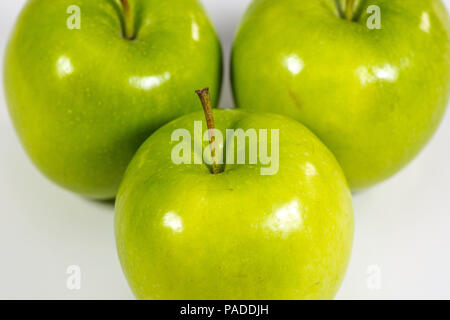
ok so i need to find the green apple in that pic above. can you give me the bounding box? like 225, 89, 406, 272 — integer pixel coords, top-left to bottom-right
3, 0, 222, 199
231, 0, 450, 190
115, 89, 354, 299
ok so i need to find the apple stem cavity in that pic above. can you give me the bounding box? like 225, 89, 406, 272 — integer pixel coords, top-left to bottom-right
344, 0, 356, 20
195, 88, 222, 175
120, 0, 135, 40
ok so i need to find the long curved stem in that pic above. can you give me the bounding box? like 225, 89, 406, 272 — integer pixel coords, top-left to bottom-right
195, 88, 222, 175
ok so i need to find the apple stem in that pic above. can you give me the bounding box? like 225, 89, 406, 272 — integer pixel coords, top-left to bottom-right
120, 0, 135, 40
345, 0, 356, 20
195, 88, 222, 175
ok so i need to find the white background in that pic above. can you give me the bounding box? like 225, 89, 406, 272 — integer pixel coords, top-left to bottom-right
0, 0, 449, 300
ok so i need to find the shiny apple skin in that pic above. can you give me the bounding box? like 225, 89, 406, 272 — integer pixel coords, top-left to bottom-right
231, 0, 450, 190
3, 0, 222, 199
115, 109, 354, 300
